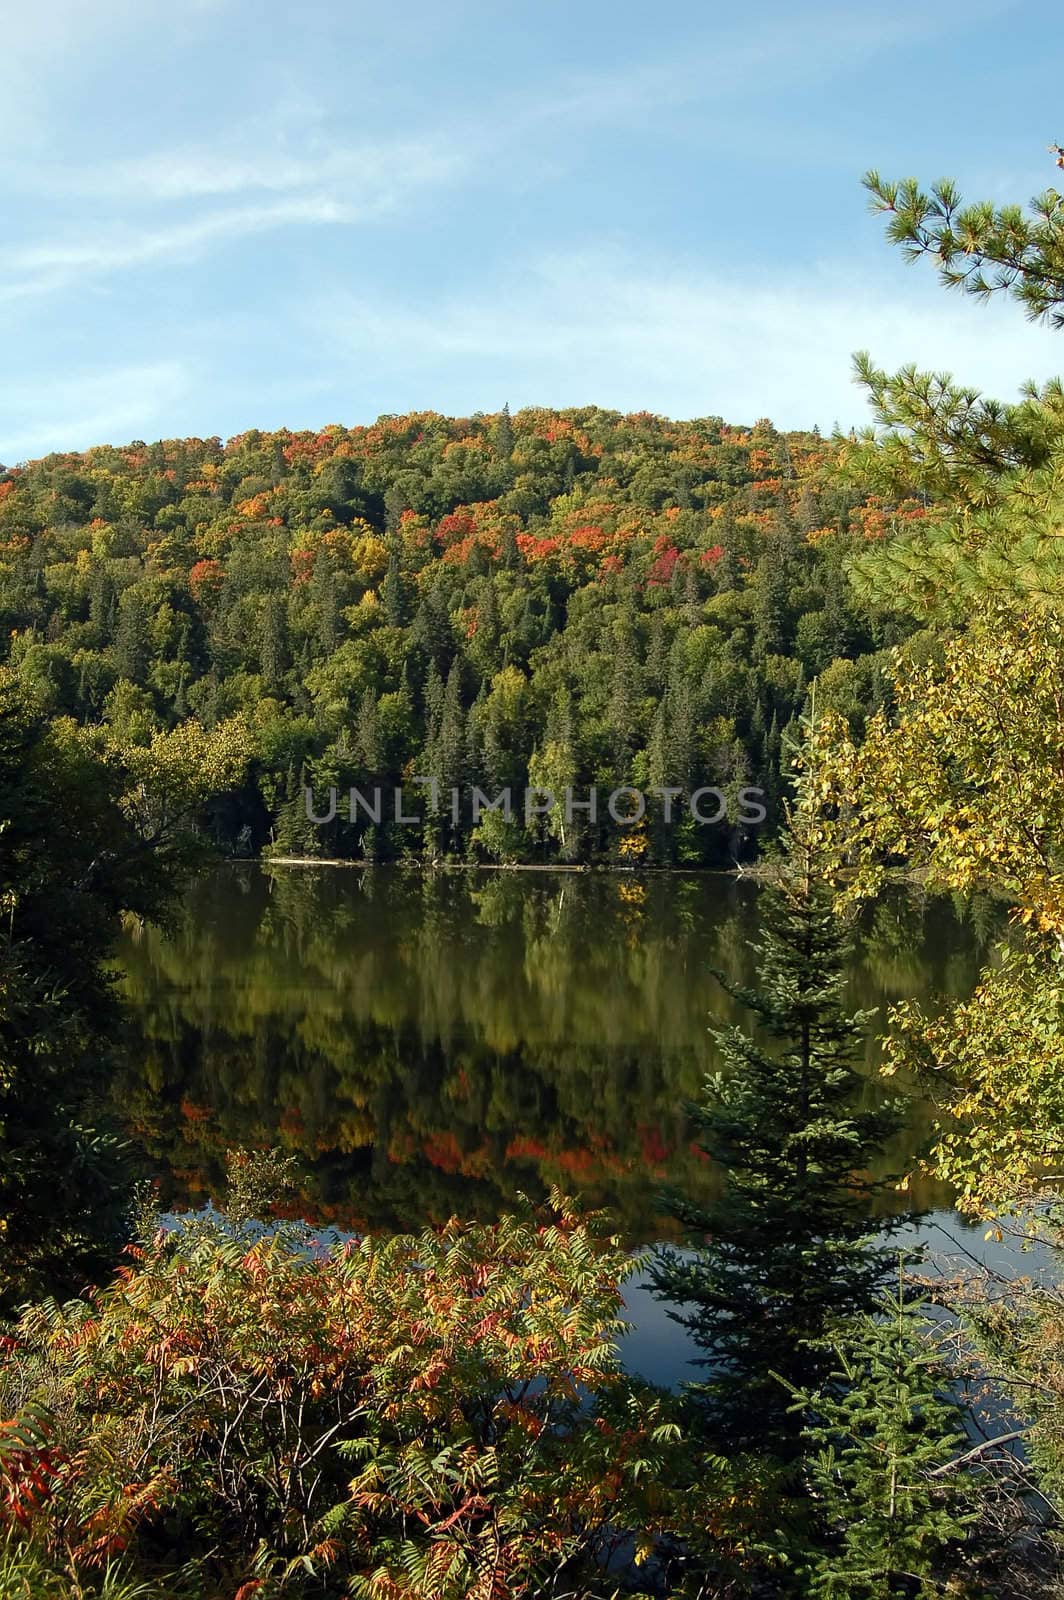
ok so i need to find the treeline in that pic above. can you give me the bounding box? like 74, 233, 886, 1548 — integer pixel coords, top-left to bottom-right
0, 407, 915, 864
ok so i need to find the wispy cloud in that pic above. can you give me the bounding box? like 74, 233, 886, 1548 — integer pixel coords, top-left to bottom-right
42, 135, 463, 205
0, 360, 191, 463
0, 0, 1034, 457
1, 0, 983, 306
0, 196, 364, 304
0, 125, 468, 305
518, 4, 963, 132
312, 250, 1064, 430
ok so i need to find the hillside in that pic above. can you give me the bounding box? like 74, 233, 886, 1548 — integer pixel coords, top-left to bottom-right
0, 406, 918, 865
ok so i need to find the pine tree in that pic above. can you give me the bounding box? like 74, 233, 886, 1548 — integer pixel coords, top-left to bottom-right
422, 659, 444, 745
650, 804, 908, 1456
412, 583, 454, 670
76, 658, 92, 714
865, 153, 1064, 327
470, 577, 501, 677
664, 667, 695, 795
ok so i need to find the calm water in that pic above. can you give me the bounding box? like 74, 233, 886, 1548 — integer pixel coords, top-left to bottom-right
112, 865, 1000, 1381
112, 863, 998, 1223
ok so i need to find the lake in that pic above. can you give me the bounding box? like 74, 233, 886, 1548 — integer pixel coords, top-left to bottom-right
112, 863, 1002, 1383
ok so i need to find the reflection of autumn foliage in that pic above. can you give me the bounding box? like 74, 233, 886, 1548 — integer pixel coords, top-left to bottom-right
278, 1105, 305, 1137
422, 1131, 489, 1175
110, 868, 976, 1240
636, 1124, 669, 1167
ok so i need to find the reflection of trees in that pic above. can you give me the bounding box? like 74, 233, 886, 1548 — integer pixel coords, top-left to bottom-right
113, 867, 992, 1244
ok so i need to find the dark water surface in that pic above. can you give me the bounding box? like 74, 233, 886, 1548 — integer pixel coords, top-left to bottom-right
112, 864, 1000, 1383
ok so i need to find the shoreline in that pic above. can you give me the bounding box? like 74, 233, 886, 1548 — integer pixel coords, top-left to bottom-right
259, 856, 753, 877
252, 859, 963, 893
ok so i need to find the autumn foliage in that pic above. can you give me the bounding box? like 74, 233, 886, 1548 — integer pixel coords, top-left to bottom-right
0, 1193, 727, 1598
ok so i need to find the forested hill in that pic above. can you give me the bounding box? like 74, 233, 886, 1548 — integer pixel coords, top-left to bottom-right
0, 407, 918, 866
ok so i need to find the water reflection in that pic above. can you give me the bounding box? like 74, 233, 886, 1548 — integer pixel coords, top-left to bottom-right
113, 865, 997, 1244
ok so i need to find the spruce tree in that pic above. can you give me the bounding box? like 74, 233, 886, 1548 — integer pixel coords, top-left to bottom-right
113, 588, 150, 682
786, 1272, 977, 1598
650, 802, 909, 1456
382, 543, 405, 626
355, 686, 380, 773
494, 401, 514, 460
608, 598, 642, 775
312, 547, 339, 656
259, 594, 287, 695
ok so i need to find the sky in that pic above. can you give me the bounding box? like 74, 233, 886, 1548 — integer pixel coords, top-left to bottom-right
2, 0, 1063, 461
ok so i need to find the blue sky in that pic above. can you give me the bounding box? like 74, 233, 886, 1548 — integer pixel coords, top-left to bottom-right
2, 0, 1062, 461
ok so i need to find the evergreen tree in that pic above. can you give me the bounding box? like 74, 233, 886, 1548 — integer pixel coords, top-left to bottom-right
786, 1273, 978, 1598
646, 698, 672, 865
384, 481, 409, 533
273, 761, 321, 857
665, 669, 695, 795
650, 802, 908, 1455
312, 548, 340, 656
480, 695, 508, 791
494, 401, 514, 460
89, 566, 113, 644
113, 588, 150, 683
501, 521, 520, 572
865, 152, 1064, 327
259, 594, 287, 693
608, 599, 642, 774
422, 659, 444, 744
469, 577, 501, 677
382, 544, 405, 626
646, 613, 667, 694
355, 686, 380, 773
437, 660, 466, 801
412, 583, 454, 670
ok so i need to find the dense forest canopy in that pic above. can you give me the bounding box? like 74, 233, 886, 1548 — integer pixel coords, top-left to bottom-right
0, 407, 919, 864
